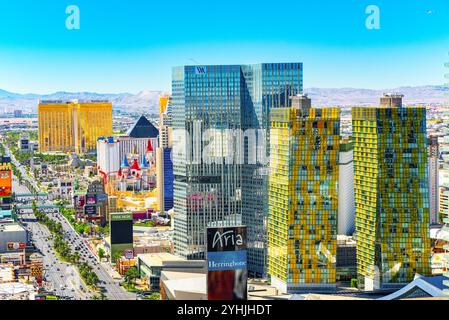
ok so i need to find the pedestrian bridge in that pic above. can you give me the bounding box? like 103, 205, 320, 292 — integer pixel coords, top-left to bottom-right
14, 193, 49, 198
15, 204, 59, 214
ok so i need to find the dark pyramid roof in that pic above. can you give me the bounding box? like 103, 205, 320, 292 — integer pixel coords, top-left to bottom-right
126, 115, 159, 138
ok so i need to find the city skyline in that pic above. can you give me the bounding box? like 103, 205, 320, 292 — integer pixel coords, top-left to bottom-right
0, 0, 448, 94
0, 1, 449, 304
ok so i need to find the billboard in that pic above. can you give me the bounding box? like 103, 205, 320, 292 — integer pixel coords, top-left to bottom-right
17, 267, 31, 276
30, 264, 43, 278
110, 220, 133, 244
86, 194, 97, 205
7, 242, 26, 251
124, 249, 134, 260
30, 253, 44, 264
0, 252, 25, 265
110, 213, 133, 222
0, 166, 12, 198
206, 226, 247, 301
84, 205, 97, 216
75, 195, 86, 207
110, 213, 133, 262
97, 194, 108, 205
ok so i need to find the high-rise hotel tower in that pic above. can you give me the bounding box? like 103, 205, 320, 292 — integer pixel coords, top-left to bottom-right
172, 63, 303, 277
353, 94, 431, 290
268, 95, 340, 293
38, 100, 113, 154
157, 95, 174, 213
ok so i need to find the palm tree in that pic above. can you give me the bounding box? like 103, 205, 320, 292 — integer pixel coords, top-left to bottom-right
72, 252, 81, 264
98, 248, 105, 261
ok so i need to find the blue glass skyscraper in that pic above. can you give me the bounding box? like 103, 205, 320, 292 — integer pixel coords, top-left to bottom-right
172, 63, 303, 277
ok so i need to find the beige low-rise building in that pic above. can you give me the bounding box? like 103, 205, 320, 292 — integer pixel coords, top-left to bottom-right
137, 253, 204, 290
161, 271, 207, 300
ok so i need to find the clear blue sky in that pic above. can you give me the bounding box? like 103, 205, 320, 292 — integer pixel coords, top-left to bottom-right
0, 0, 448, 94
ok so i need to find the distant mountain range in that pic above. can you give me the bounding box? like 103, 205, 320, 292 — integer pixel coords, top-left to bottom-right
0, 90, 163, 114
305, 85, 449, 107
0, 85, 447, 114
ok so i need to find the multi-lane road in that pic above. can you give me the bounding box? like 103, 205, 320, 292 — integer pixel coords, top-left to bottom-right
20, 211, 91, 300
18, 206, 135, 300
43, 207, 135, 300
8, 147, 39, 192
5, 143, 135, 300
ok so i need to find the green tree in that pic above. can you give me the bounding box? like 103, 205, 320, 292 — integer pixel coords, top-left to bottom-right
72, 252, 81, 264
91, 293, 107, 300
112, 252, 122, 262
124, 267, 139, 285
32, 200, 38, 215
98, 247, 105, 260
75, 224, 85, 234
83, 224, 91, 235
148, 292, 161, 300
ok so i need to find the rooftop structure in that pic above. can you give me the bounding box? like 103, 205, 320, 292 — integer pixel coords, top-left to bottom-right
160, 271, 207, 300
379, 275, 449, 300
380, 93, 404, 108
138, 253, 204, 290
126, 115, 159, 139
118, 115, 159, 167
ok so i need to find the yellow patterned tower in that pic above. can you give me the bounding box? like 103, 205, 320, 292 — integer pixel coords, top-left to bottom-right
268, 95, 340, 293
38, 100, 113, 154
353, 94, 431, 291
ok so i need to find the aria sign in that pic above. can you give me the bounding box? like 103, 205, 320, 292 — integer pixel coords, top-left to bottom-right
206, 226, 247, 301
210, 229, 244, 251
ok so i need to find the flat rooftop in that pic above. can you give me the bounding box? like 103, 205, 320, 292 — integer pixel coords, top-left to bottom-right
137, 252, 186, 267
0, 223, 25, 233
0, 210, 12, 218
39, 99, 110, 104
161, 271, 207, 299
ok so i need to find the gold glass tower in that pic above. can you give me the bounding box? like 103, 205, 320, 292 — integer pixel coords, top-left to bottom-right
38, 100, 113, 154
268, 95, 340, 293
353, 94, 431, 290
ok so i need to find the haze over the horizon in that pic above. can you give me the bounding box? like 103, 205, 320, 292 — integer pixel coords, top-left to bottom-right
0, 0, 448, 94
0, 85, 447, 97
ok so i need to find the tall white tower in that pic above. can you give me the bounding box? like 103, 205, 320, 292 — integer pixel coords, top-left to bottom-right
428, 135, 440, 225
338, 138, 355, 235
